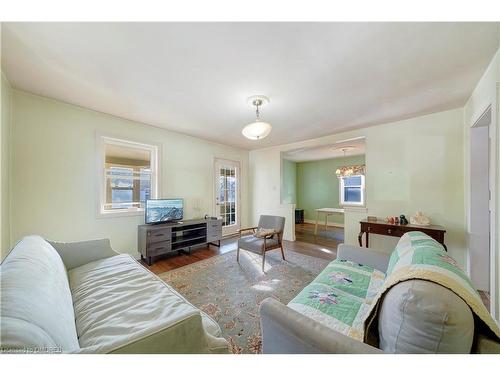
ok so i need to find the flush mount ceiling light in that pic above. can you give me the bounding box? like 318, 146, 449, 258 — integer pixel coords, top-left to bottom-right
242, 95, 272, 140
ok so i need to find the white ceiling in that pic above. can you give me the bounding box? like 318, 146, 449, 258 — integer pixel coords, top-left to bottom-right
2, 22, 499, 150
284, 137, 365, 162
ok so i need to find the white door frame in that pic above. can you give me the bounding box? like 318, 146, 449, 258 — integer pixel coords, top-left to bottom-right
467, 104, 497, 320
213, 158, 241, 237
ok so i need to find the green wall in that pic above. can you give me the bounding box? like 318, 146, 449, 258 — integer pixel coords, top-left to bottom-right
8, 90, 250, 257
282, 159, 297, 204
251, 109, 465, 269
296, 155, 366, 224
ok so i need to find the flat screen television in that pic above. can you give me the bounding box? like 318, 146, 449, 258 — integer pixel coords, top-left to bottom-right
145, 199, 183, 224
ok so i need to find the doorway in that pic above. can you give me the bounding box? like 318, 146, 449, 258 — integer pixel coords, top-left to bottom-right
282, 138, 366, 249
469, 106, 495, 315
214, 158, 241, 237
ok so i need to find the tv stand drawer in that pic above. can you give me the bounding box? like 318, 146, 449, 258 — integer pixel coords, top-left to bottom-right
147, 227, 172, 244
147, 241, 172, 256
207, 221, 222, 240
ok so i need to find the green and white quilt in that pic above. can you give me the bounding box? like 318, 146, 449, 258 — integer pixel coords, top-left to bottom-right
288, 259, 385, 341
288, 231, 500, 346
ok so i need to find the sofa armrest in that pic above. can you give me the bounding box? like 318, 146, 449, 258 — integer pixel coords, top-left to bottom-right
48, 238, 120, 270
337, 244, 390, 273
259, 298, 383, 354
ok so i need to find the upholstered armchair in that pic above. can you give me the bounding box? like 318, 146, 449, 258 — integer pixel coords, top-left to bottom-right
237, 215, 286, 271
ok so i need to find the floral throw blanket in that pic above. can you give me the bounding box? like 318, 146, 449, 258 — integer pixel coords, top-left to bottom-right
289, 231, 500, 349
364, 231, 500, 347
288, 259, 385, 341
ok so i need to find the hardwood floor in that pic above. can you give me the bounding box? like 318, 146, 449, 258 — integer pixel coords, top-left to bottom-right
142, 225, 339, 275
141, 237, 238, 274
295, 222, 344, 250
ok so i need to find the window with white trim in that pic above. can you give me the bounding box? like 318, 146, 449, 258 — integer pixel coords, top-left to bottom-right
98, 136, 159, 216
339, 175, 365, 206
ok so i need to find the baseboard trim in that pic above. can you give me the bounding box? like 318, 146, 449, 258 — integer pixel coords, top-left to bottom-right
302, 219, 345, 228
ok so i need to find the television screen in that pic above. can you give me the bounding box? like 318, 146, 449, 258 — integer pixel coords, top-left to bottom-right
145, 199, 183, 224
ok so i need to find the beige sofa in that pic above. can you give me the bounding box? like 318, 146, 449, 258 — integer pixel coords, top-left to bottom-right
0, 235, 228, 354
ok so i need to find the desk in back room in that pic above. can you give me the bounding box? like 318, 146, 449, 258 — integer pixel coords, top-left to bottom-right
314, 208, 345, 235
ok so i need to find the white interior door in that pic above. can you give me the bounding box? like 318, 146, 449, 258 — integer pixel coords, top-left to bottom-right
214, 159, 241, 236
469, 124, 490, 292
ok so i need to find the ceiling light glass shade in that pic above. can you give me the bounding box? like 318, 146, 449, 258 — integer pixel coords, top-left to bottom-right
242, 121, 272, 140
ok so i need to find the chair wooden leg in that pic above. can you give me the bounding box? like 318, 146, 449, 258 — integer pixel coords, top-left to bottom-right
280, 244, 285, 260
237, 247, 240, 262
262, 250, 266, 272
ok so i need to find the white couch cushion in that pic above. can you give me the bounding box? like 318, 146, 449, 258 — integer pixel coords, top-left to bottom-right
0, 235, 80, 352
69, 254, 221, 352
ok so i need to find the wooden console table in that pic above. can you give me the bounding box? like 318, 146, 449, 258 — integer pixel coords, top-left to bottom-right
358, 219, 447, 251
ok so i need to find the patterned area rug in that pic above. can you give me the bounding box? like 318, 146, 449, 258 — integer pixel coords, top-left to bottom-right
159, 249, 330, 354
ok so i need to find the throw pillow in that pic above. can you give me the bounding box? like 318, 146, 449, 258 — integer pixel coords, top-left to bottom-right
254, 228, 276, 238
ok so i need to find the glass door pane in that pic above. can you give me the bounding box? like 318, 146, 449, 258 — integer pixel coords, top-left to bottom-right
214, 159, 240, 236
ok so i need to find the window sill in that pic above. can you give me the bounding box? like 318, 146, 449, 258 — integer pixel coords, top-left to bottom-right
97, 209, 145, 219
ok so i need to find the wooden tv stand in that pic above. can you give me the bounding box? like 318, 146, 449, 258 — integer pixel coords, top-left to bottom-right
138, 218, 223, 265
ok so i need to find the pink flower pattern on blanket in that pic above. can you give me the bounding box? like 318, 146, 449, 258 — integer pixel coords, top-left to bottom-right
308, 291, 338, 305
328, 271, 353, 285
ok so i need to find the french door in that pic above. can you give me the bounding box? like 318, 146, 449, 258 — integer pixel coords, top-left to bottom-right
214, 159, 241, 236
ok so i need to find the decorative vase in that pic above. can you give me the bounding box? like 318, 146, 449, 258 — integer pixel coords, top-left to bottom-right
410, 211, 430, 226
